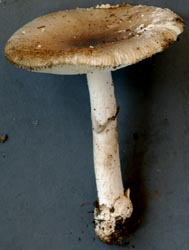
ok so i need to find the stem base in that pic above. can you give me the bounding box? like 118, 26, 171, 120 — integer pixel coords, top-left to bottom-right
94, 190, 133, 244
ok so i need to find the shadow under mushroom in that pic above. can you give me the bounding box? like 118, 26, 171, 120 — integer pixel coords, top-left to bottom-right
115, 58, 155, 241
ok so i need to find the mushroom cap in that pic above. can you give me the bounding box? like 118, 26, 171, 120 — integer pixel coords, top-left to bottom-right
5, 4, 184, 74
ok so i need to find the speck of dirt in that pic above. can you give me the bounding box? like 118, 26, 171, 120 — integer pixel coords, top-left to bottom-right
110, 207, 115, 213
0, 134, 8, 143
32, 119, 39, 127
150, 190, 160, 201
122, 240, 130, 246
2, 154, 6, 158
78, 237, 81, 241
133, 132, 139, 141
93, 200, 99, 209
80, 202, 91, 207
37, 25, 46, 29
88, 211, 93, 214
132, 245, 135, 248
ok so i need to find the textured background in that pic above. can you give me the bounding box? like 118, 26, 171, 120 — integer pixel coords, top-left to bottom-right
0, 0, 188, 249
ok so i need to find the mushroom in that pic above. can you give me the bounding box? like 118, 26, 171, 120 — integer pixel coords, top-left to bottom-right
4, 3, 184, 244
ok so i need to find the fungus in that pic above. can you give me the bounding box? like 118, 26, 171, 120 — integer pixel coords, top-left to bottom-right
4, 3, 184, 244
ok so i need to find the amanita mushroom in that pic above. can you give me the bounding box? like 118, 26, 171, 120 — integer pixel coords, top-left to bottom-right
4, 3, 184, 244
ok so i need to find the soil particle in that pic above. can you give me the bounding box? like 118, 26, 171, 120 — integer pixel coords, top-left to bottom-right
0, 134, 8, 143
133, 132, 139, 141
81, 202, 91, 207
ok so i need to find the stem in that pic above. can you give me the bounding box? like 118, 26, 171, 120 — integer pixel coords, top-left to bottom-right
87, 71, 123, 206
87, 71, 133, 244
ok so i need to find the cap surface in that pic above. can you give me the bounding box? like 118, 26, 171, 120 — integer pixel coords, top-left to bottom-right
5, 4, 184, 74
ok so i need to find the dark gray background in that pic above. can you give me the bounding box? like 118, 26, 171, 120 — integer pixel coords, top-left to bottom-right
0, 0, 188, 249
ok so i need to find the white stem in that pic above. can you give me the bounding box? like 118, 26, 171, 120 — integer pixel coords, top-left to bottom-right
87, 71, 123, 206
87, 71, 133, 243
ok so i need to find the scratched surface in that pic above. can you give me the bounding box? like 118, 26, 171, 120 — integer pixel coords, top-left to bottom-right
0, 0, 189, 249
